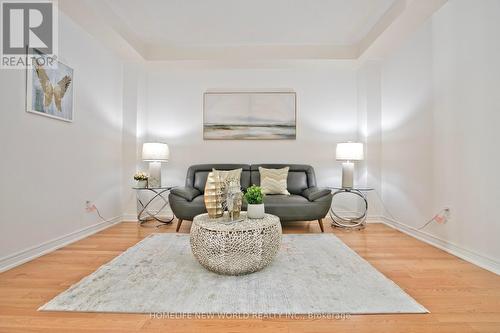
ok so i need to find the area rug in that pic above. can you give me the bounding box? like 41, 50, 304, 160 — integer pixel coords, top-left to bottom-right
39, 234, 427, 315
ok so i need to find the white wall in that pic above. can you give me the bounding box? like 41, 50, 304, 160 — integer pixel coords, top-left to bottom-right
0, 12, 124, 270
357, 62, 383, 217
3, 0, 498, 275
121, 63, 147, 218
380, 19, 435, 228
142, 61, 360, 191
380, 0, 500, 272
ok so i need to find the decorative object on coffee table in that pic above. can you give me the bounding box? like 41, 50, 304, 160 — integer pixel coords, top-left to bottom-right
133, 171, 149, 188
224, 178, 243, 220
329, 187, 374, 229
244, 185, 265, 219
204, 168, 243, 219
203, 171, 225, 218
190, 212, 282, 275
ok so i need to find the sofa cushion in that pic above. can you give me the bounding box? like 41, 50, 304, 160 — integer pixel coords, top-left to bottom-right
187, 164, 251, 192
251, 164, 314, 195
302, 187, 332, 201
286, 171, 308, 194
212, 168, 242, 185
203, 168, 242, 198
259, 167, 290, 195
263, 194, 308, 205
194, 171, 211, 192
170, 187, 201, 202
169, 194, 207, 220
262, 194, 331, 222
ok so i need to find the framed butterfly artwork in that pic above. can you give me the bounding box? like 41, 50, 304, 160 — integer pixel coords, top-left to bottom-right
26, 50, 74, 122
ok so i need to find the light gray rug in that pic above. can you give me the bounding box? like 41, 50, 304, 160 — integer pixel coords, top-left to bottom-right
39, 234, 427, 314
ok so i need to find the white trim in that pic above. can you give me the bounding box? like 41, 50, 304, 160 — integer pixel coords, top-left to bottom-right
366, 215, 384, 223
0, 216, 122, 273
330, 210, 382, 223
121, 214, 138, 222
58, 0, 448, 61
381, 216, 500, 275
145, 44, 358, 61
359, 0, 448, 61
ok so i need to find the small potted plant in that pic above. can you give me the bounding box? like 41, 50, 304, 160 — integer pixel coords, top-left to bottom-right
244, 185, 265, 219
134, 171, 149, 188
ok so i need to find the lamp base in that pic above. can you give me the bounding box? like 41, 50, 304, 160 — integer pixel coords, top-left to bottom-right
341, 162, 354, 188
148, 161, 162, 188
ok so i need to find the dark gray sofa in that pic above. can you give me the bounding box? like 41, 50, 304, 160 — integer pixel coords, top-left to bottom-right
169, 164, 332, 232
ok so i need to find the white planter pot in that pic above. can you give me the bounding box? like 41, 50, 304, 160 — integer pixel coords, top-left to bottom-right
247, 203, 265, 219
136, 180, 147, 188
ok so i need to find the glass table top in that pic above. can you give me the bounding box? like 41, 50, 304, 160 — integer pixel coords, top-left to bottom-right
328, 187, 374, 191
132, 186, 177, 190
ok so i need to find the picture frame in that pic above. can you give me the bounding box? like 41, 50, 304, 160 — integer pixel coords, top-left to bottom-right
203, 91, 297, 140
26, 49, 74, 122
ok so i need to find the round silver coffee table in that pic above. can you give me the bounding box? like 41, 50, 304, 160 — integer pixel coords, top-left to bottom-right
190, 212, 282, 275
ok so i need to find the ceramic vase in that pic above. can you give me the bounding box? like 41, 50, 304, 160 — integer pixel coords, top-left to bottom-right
247, 203, 265, 219
204, 172, 224, 218
136, 180, 147, 188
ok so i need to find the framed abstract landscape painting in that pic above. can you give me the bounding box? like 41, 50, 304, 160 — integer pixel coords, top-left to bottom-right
203, 91, 296, 140
26, 54, 74, 122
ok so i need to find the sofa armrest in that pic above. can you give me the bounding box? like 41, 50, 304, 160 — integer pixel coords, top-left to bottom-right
302, 187, 332, 202
170, 187, 201, 202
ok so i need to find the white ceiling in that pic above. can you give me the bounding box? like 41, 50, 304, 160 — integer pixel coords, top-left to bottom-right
59, 0, 449, 61
104, 0, 396, 47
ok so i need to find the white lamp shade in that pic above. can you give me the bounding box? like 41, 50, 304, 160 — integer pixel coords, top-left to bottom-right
142, 143, 169, 162
336, 142, 364, 161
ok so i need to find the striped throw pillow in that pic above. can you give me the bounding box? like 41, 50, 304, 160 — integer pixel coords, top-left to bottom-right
212, 168, 242, 185
259, 167, 290, 195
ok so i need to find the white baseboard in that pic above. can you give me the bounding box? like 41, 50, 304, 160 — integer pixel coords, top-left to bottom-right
0, 216, 123, 273
330, 210, 382, 223
381, 216, 500, 275
366, 215, 383, 223
121, 214, 138, 222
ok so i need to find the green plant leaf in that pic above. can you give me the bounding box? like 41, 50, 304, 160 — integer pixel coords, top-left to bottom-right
244, 185, 264, 204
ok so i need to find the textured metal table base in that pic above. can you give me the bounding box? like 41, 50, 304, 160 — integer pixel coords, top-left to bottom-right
138, 216, 174, 228
135, 187, 175, 228
330, 188, 368, 230
190, 212, 282, 275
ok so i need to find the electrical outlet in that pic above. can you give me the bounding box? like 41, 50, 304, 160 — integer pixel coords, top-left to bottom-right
85, 201, 95, 212
444, 207, 451, 222
438, 207, 451, 224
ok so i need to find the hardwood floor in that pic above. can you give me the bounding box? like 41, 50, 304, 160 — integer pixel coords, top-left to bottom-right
1, 219, 499, 333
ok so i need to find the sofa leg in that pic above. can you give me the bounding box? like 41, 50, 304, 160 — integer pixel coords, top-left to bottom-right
318, 219, 324, 233
176, 219, 183, 232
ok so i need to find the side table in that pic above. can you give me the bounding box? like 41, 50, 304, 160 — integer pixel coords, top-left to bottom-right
328, 187, 374, 229
132, 186, 176, 227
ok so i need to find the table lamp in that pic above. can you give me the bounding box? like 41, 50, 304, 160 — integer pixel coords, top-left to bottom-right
336, 142, 364, 188
142, 142, 169, 188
